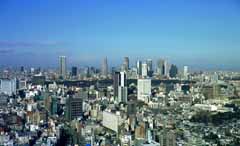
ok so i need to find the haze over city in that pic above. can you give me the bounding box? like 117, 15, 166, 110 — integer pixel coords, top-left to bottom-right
0, 0, 240, 70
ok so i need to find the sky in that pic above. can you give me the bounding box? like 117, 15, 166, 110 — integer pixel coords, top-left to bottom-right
0, 0, 240, 70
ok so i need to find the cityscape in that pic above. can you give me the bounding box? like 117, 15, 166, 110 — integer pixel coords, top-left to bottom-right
1, 0, 240, 146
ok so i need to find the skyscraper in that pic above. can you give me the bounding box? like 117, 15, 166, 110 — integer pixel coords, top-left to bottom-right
59, 56, 67, 79
183, 66, 189, 79
142, 62, 148, 77
66, 96, 83, 121
169, 64, 178, 78
113, 71, 120, 98
113, 71, 127, 103
118, 71, 128, 103
71, 66, 78, 77
137, 78, 151, 102
146, 59, 153, 77
157, 59, 168, 77
136, 60, 142, 77
101, 57, 108, 77
123, 57, 129, 71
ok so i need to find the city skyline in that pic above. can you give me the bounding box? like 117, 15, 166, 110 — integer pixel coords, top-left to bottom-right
0, 0, 240, 71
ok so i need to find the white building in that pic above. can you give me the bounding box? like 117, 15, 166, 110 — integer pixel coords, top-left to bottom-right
102, 111, 122, 132
0, 78, 16, 96
137, 78, 151, 102
183, 66, 189, 79
142, 63, 148, 77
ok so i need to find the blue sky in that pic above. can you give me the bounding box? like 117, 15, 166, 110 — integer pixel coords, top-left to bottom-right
0, 0, 240, 70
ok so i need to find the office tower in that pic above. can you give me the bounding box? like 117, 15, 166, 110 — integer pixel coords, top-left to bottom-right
113, 72, 120, 98
123, 57, 129, 71
113, 71, 127, 103
101, 57, 108, 77
142, 63, 148, 77
66, 96, 83, 121
0, 78, 16, 96
136, 60, 142, 77
146, 59, 153, 77
71, 66, 77, 77
118, 86, 128, 103
157, 59, 165, 76
169, 64, 178, 78
59, 56, 67, 79
183, 66, 189, 79
118, 71, 128, 103
20, 66, 24, 72
137, 78, 151, 102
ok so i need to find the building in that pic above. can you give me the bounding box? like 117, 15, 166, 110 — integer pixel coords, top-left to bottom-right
113, 72, 121, 98
118, 86, 128, 103
137, 60, 142, 77
101, 57, 108, 77
146, 59, 153, 77
169, 64, 178, 78
123, 57, 129, 71
71, 66, 78, 77
183, 66, 189, 79
142, 63, 148, 77
160, 130, 176, 146
102, 111, 121, 133
137, 78, 151, 102
0, 78, 16, 96
59, 56, 67, 79
113, 71, 128, 103
156, 59, 166, 76
66, 96, 83, 121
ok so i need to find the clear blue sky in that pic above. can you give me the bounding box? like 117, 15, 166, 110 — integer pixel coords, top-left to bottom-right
0, 0, 240, 70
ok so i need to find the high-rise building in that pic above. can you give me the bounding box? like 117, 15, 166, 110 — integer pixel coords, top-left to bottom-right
169, 64, 178, 78
118, 71, 128, 103
71, 66, 78, 77
142, 63, 148, 77
146, 59, 153, 77
66, 96, 83, 121
157, 59, 165, 76
113, 72, 120, 98
0, 78, 16, 96
20, 66, 24, 72
137, 78, 151, 102
183, 66, 189, 79
59, 56, 67, 79
123, 57, 129, 71
101, 57, 108, 77
113, 71, 127, 103
137, 60, 142, 77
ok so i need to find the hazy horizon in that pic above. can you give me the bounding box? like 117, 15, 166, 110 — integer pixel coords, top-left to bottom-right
0, 0, 240, 70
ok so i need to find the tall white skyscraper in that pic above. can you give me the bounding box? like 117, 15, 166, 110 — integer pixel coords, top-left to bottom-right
142, 63, 148, 77
101, 57, 108, 77
137, 78, 151, 102
183, 66, 189, 79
